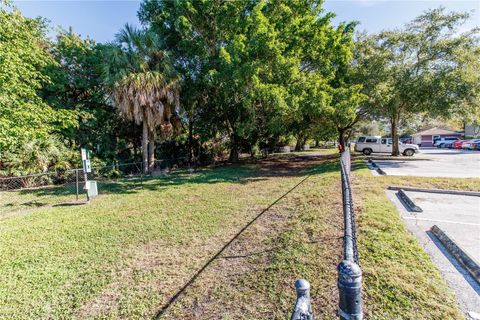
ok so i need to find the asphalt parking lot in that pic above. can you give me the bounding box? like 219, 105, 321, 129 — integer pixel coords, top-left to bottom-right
387, 190, 480, 318
372, 148, 480, 178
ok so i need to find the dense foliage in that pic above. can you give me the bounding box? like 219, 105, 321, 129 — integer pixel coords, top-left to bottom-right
1, 2, 479, 175
0, 8, 77, 174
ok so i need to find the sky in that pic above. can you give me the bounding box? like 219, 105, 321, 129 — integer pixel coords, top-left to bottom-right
13, 0, 480, 43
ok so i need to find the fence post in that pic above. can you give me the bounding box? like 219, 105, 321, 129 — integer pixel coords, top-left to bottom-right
338, 260, 363, 320
290, 279, 314, 320
75, 169, 79, 201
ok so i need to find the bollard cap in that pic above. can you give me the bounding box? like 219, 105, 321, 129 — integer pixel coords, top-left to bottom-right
294, 279, 310, 291
338, 260, 361, 274
338, 260, 362, 286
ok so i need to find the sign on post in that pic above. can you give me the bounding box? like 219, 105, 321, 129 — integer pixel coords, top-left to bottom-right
81, 148, 87, 161
80, 148, 97, 201
83, 159, 91, 173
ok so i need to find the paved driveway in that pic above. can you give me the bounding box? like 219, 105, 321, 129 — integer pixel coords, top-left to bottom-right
387, 190, 480, 317
373, 148, 480, 178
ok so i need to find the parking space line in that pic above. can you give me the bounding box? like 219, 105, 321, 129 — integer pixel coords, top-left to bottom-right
401, 216, 480, 226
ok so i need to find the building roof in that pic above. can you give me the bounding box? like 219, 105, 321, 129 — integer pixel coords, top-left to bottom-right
411, 127, 461, 136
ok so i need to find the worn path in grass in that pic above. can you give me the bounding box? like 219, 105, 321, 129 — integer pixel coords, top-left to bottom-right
0, 152, 473, 319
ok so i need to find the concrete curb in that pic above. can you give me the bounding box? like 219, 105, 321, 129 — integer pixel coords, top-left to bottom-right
367, 159, 387, 175
388, 186, 480, 197
368, 156, 431, 162
376, 167, 387, 175
430, 225, 480, 285
397, 189, 423, 212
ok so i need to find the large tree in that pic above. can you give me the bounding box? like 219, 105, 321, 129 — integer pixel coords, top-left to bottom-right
104, 25, 180, 172
356, 8, 479, 155
40, 29, 140, 164
139, 0, 357, 159
0, 6, 77, 174
139, 0, 288, 162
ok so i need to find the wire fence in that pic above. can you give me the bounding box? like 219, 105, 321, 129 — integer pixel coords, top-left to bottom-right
0, 157, 189, 214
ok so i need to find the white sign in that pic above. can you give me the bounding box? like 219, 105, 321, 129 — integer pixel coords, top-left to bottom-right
84, 159, 92, 173
81, 148, 87, 161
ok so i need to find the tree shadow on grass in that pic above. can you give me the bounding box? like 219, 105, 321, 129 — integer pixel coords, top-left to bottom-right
15, 183, 78, 197
4, 154, 341, 212
100, 154, 341, 196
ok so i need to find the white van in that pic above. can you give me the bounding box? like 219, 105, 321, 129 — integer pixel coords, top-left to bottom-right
354, 136, 419, 156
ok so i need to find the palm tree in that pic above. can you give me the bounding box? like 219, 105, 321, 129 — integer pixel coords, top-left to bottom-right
104, 24, 180, 173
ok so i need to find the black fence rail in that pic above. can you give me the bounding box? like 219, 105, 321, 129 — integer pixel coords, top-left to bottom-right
291, 147, 363, 320
337, 147, 363, 320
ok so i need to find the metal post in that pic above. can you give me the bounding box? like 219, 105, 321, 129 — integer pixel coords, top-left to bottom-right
337, 260, 363, 320
290, 279, 314, 320
84, 168, 90, 203
75, 169, 79, 201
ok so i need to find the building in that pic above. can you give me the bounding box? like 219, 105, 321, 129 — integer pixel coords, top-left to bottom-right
464, 122, 480, 138
411, 127, 463, 147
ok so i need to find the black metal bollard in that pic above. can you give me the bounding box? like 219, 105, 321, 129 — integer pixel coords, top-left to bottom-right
338, 260, 363, 320
291, 279, 314, 320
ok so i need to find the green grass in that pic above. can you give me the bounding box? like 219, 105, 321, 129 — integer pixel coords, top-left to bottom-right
0, 155, 475, 319
352, 160, 479, 319
0, 185, 77, 215
0, 162, 333, 319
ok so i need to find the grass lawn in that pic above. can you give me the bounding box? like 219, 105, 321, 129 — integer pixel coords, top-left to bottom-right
0, 185, 79, 216
0, 153, 476, 319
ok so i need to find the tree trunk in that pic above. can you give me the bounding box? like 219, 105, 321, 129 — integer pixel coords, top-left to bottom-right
302, 137, 308, 148
295, 134, 304, 151
188, 117, 194, 165
391, 111, 401, 156
229, 135, 239, 163
229, 146, 239, 163
148, 130, 155, 173
338, 128, 347, 150
315, 139, 320, 148
142, 121, 148, 173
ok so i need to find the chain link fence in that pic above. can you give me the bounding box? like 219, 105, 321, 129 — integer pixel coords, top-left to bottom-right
0, 157, 189, 215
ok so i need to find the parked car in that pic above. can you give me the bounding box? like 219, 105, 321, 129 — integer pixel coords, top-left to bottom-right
462, 139, 480, 150
434, 137, 460, 148
451, 139, 467, 149
355, 136, 420, 156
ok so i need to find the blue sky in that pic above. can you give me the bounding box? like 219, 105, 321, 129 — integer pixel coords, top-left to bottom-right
14, 0, 480, 43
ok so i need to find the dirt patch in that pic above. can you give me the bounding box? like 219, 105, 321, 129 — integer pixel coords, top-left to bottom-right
163, 175, 344, 319
253, 153, 339, 176
76, 236, 230, 319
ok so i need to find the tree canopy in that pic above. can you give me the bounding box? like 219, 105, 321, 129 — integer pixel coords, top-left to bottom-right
353, 8, 479, 154
1, 2, 479, 175
0, 8, 76, 166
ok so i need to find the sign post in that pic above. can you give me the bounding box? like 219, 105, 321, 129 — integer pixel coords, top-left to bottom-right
81, 148, 91, 202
